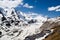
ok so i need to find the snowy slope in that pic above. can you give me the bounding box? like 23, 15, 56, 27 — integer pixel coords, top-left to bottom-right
0, 8, 60, 40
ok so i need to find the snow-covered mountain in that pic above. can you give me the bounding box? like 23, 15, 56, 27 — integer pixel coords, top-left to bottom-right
0, 8, 60, 40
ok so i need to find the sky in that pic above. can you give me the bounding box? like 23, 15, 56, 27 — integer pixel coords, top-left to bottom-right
0, 0, 60, 18
15, 0, 60, 18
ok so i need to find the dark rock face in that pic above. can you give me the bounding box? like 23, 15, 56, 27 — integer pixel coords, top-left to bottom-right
11, 11, 14, 14
2, 16, 6, 21
15, 21, 20, 25
25, 31, 46, 40
0, 31, 3, 38
28, 19, 37, 24
11, 20, 14, 23
13, 30, 18, 33
6, 23, 11, 27
0, 31, 2, 35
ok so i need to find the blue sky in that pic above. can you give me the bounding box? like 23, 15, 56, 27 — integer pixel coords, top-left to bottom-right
15, 0, 60, 18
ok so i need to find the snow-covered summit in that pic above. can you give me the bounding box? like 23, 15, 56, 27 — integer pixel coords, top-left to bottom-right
0, 8, 60, 40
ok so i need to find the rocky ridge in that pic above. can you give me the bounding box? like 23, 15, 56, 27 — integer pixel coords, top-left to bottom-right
0, 8, 60, 40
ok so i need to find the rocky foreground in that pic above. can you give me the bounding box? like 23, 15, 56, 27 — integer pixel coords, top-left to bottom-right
44, 25, 60, 40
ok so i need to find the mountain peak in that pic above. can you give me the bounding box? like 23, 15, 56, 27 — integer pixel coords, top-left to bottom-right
0, 7, 60, 40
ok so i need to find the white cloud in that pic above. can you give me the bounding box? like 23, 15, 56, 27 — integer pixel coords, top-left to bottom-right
48, 5, 60, 11
56, 9, 60, 11
0, 0, 23, 8
23, 3, 34, 8
0, 0, 34, 9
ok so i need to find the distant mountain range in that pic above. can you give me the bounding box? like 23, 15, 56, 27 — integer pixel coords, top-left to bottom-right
0, 8, 60, 40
